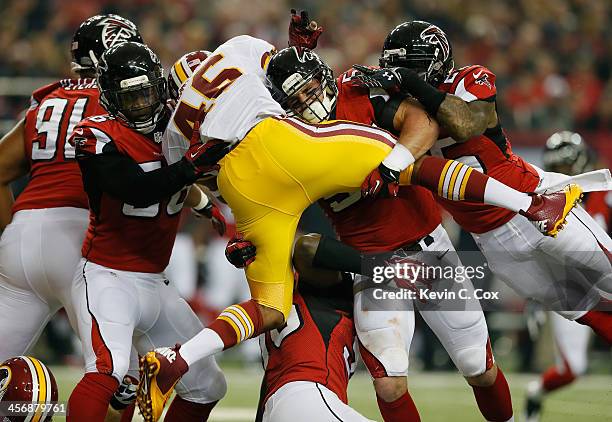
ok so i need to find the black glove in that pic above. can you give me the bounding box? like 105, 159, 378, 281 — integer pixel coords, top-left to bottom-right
351, 64, 410, 92
225, 234, 256, 268
353, 65, 447, 116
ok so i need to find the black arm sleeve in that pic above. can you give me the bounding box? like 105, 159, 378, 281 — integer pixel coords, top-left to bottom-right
79, 142, 198, 208
371, 95, 403, 135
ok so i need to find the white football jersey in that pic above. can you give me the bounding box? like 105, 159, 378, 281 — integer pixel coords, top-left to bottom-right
163, 35, 284, 164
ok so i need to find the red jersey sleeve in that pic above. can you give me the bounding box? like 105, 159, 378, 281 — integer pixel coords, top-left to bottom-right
452, 65, 497, 103
71, 121, 114, 158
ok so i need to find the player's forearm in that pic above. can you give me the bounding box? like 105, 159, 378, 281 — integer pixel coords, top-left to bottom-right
83, 155, 198, 207
395, 99, 439, 160
436, 95, 487, 141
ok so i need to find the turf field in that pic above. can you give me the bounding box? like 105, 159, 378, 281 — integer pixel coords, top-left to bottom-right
52, 365, 611, 421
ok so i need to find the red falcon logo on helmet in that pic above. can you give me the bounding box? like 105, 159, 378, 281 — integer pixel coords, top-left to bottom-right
420, 25, 451, 61
98, 17, 139, 49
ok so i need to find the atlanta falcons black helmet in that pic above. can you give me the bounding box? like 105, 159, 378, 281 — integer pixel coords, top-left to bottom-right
71, 14, 143, 73
97, 42, 167, 133
265, 46, 337, 123
380, 21, 454, 87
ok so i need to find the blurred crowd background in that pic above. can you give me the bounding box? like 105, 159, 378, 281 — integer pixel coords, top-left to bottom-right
0, 0, 610, 372
0, 0, 610, 135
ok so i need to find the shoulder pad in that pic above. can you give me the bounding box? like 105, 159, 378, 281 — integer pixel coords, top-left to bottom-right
71, 124, 115, 159
452, 65, 496, 102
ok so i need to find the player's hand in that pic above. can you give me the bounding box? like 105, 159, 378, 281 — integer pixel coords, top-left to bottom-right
351, 65, 409, 92
225, 234, 256, 268
183, 121, 231, 176
193, 201, 227, 236
361, 163, 400, 198
288, 9, 323, 50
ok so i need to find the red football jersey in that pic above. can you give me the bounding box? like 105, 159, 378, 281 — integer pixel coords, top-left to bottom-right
260, 292, 356, 405
434, 65, 540, 233
584, 190, 611, 232
71, 115, 186, 273
13, 79, 105, 213
318, 69, 442, 253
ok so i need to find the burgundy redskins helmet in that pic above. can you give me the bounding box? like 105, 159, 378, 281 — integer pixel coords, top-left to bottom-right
167, 50, 212, 102
0, 357, 59, 421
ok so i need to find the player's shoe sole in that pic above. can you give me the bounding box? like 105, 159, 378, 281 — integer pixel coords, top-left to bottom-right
137, 351, 177, 422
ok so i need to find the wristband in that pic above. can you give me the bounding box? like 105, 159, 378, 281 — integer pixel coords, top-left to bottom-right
382, 143, 415, 172
193, 191, 211, 211
398, 69, 447, 116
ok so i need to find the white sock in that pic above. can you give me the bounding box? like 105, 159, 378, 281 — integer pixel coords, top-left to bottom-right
179, 328, 225, 367
483, 177, 532, 212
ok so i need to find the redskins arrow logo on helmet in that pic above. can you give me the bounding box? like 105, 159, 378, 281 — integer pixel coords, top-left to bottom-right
97, 16, 140, 49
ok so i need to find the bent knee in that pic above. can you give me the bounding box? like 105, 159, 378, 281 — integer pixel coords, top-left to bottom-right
373, 376, 408, 402
454, 347, 490, 378
260, 305, 286, 330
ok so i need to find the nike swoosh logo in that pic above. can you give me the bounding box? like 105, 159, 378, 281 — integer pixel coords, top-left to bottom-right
374, 180, 381, 192
190, 152, 198, 159
473, 70, 483, 79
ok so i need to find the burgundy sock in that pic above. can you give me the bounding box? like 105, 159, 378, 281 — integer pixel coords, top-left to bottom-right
165, 395, 218, 421
209, 299, 264, 349
541, 364, 576, 392
576, 310, 612, 344
471, 369, 514, 422
376, 392, 420, 422
415, 156, 487, 201
67, 373, 119, 422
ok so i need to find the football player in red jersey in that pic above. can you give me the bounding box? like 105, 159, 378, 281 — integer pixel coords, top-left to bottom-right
0, 14, 145, 420
237, 44, 515, 422
65, 42, 229, 422
0, 13, 141, 361
257, 265, 374, 421
524, 131, 610, 422
353, 21, 612, 343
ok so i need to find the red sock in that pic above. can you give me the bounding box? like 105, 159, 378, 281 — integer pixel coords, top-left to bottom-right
541, 364, 576, 392
415, 156, 487, 201
209, 299, 264, 349
471, 368, 514, 422
119, 403, 135, 422
165, 396, 218, 421
576, 310, 612, 344
376, 392, 420, 422
67, 373, 119, 422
